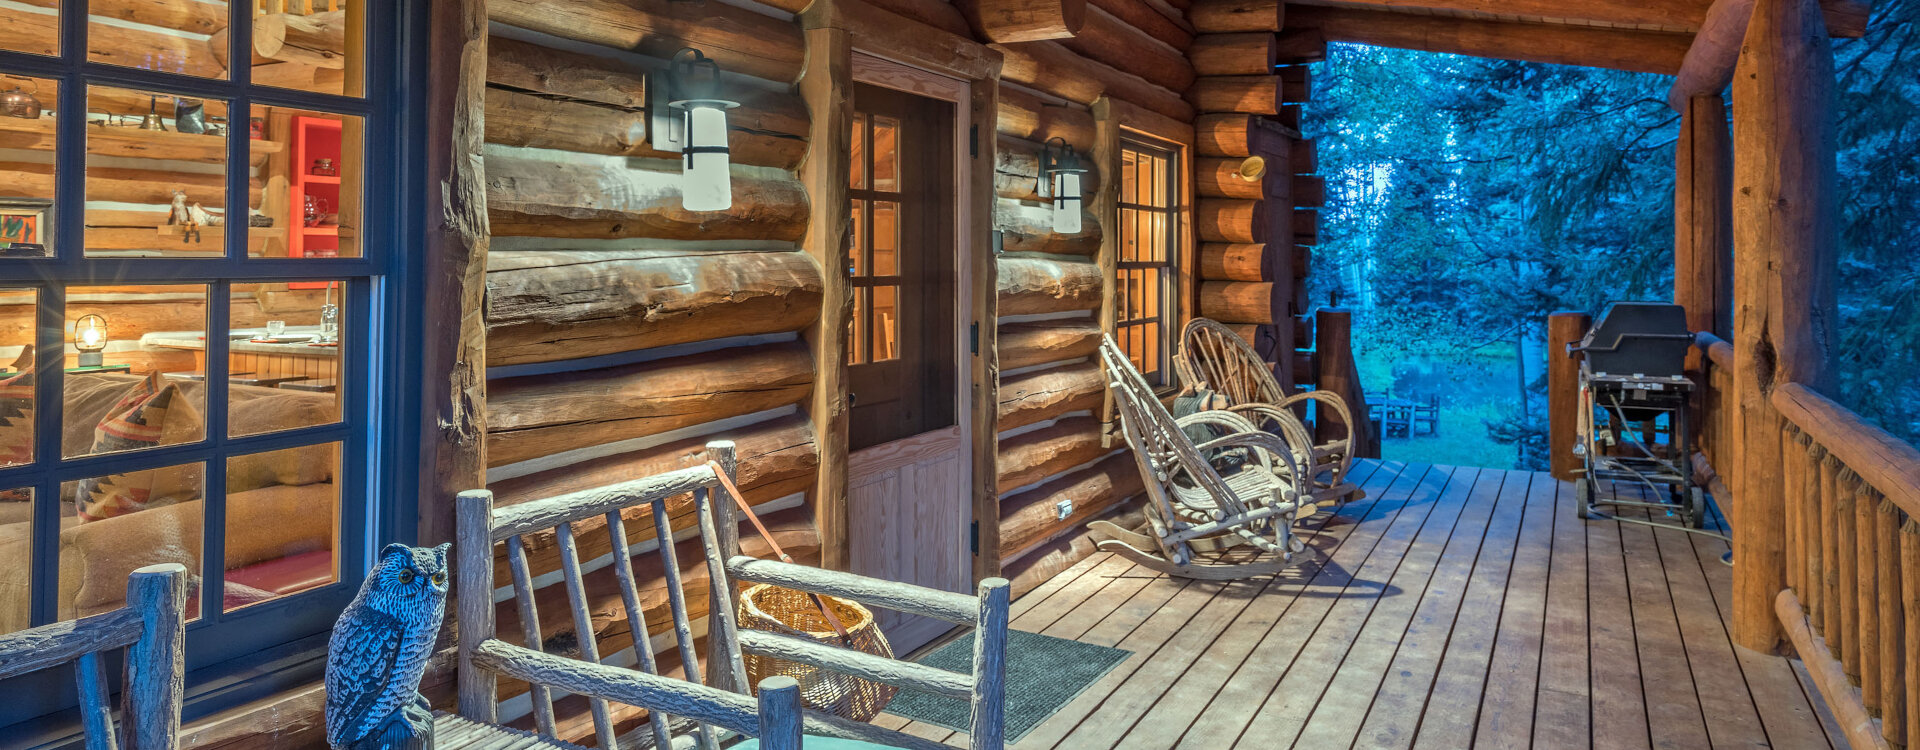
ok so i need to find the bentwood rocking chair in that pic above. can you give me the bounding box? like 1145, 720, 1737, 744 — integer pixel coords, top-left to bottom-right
1176, 318, 1363, 509
1092, 335, 1309, 580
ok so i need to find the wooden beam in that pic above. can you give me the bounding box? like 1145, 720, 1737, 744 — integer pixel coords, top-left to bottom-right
996, 417, 1106, 493
1090, 0, 1195, 49
484, 155, 808, 242
1061, 6, 1195, 91
1728, 0, 1839, 652
482, 87, 807, 170
971, 77, 1006, 585
805, 0, 1003, 81
1288, 5, 1694, 75
798, 23, 854, 572
1199, 242, 1268, 281
1198, 281, 1275, 324
998, 320, 1101, 370
997, 256, 1103, 315
996, 86, 1097, 151
954, 0, 1087, 42
998, 452, 1142, 556
994, 41, 1195, 122
1274, 0, 1867, 37
488, 0, 806, 83
995, 198, 1102, 256
1548, 312, 1590, 481
1189, 33, 1277, 76
1274, 29, 1328, 63
1186, 0, 1283, 32
998, 362, 1104, 431
1673, 92, 1733, 373
1188, 75, 1284, 115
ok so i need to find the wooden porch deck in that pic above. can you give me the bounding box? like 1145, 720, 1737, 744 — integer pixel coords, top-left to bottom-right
879, 459, 1850, 749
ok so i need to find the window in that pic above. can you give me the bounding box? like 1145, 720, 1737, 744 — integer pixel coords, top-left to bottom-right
1117, 140, 1181, 386
0, 0, 402, 725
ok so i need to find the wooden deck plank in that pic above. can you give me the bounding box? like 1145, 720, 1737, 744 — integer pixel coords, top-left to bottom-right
1609, 484, 1712, 750
1586, 482, 1652, 750
1208, 465, 1464, 749
1300, 466, 1513, 746
1365, 468, 1527, 750
1297, 467, 1513, 749
1058, 460, 1421, 749
1007, 548, 1115, 620
1082, 459, 1407, 749
1532, 477, 1593, 750
1468, 471, 1559, 750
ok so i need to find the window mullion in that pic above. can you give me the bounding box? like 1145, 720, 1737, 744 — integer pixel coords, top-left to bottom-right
200, 279, 231, 623
26, 284, 65, 627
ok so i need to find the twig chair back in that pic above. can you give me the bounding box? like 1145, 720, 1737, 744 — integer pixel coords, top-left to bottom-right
0, 564, 188, 750
456, 440, 1012, 750
1175, 318, 1288, 406
1178, 318, 1359, 502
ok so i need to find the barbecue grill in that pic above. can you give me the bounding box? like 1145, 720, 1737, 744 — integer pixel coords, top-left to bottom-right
1567, 302, 1705, 528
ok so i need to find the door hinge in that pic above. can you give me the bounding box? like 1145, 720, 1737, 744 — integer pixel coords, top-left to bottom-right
970, 321, 980, 355
969, 124, 979, 158
970, 521, 979, 555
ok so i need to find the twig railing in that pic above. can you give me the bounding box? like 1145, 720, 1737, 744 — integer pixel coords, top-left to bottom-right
1696, 327, 1920, 750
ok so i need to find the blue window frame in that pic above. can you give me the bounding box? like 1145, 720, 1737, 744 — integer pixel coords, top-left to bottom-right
0, 0, 423, 732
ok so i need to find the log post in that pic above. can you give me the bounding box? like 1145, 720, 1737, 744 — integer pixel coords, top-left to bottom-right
1092, 97, 1121, 446
799, 20, 856, 571
1548, 311, 1590, 482
1728, 0, 1839, 653
971, 80, 1004, 583
1674, 91, 1733, 372
1313, 308, 1356, 449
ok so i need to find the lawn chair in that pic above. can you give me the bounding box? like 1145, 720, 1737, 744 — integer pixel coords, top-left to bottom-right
1176, 317, 1363, 507
454, 442, 1009, 750
0, 564, 188, 750
1092, 335, 1307, 580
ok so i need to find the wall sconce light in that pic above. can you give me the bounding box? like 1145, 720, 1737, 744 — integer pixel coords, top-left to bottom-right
651, 48, 739, 212
75, 314, 107, 368
1039, 137, 1087, 234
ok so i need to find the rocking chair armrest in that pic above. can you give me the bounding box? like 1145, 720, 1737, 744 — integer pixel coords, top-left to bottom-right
1275, 390, 1358, 431
1222, 403, 1316, 454
1194, 431, 1304, 481
1174, 410, 1263, 435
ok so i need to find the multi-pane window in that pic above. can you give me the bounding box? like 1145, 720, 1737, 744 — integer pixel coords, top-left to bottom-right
849, 112, 902, 365
0, 0, 390, 707
1117, 140, 1181, 386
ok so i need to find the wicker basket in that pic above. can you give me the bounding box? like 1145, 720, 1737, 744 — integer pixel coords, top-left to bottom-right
738, 583, 899, 721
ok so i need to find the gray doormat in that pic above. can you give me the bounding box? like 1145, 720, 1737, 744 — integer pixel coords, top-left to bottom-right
880, 629, 1130, 742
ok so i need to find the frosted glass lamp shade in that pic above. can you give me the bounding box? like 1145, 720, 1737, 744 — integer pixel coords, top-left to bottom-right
682, 105, 732, 212
1051, 172, 1082, 234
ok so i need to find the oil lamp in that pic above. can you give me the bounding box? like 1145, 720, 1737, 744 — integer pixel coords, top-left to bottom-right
75, 314, 107, 368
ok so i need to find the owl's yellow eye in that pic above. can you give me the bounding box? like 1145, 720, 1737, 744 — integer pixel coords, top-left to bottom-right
431, 572, 446, 586
398, 568, 416, 584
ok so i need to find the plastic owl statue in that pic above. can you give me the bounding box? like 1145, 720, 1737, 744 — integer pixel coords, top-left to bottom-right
326, 543, 452, 750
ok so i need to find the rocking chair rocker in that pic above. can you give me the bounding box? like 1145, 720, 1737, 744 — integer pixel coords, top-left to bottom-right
1091, 334, 1308, 580
1175, 318, 1363, 509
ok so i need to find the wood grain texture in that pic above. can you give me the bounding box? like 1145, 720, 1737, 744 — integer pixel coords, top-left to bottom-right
1288, 5, 1692, 75
1547, 312, 1590, 481
488, 0, 805, 83
1185, 0, 1282, 32
1199, 243, 1268, 281
953, 0, 1087, 42
996, 416, 1107, 493
485, 249, 823, 366
996, 198, 1103, 256
799, 24, 856, 572
998, 320, 1102, 371
993, 41, 1195, 121
998, 361, 1104, 431
996, 256, 1103, 315
485, 154, 809, 242
483, 87, 808, 170
1060, 5, 1194, 91
1190, 33, 1276, 76
1776, 589, 1891, 750
124, 564, 188, 750
998, 451, 1143, 556
996, 86, 1097, 152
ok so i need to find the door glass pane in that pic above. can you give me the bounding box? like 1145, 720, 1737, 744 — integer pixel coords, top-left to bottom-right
87, 0, 230, 79
849, 287, 868, 366
0, 73, 57, 258
250, 0, 365, 97
62, 461, 205, 622
849, 113, 866, 190
84, 85, 231, 258
1, 1, 59, 57
872, 286, 898, 361
872, 116, 898, 192
224, 442, 340, 611
229, 281, 344, 436
0, 288, 36, 467
871, 201, 898, 277
0, 486, 29, 635
63, 284, 209, 458
849, 199, 865, 276
249, 107, 362, 258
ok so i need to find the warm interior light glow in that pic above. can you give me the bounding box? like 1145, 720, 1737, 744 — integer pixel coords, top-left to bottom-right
76, 317, 105, 351
682, 105, 732, 212
1052, 172, 1083, 234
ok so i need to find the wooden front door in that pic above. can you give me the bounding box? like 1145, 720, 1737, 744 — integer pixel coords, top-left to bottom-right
845, 75, 969, 653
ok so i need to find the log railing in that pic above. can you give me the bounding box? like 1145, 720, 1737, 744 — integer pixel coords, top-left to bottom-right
1691, 332, 1737, 515
1696, 329, 1920, 750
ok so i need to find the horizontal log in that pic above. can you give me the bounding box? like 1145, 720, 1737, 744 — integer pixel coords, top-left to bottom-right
1294, 208, 1319, 242
1275, 29, 1328, 63
994, 41, 1195, 122
996, 86, 1097, 152
2, 161, 260, 208
1190, 33, 1277, 76
1189, 75, 1281, 115
1196, 199, 1268, 244
995, 135, 1104, 202
1060, 6, 1195, 92
1294, 0, 1868, 38
1281, 65, 1311, 103
1109, 97, 1197, 144
811, 0, 1004, 81
486, 249, 822, 366
1089, 0, 1194, 49
1288, 5, 1691, 75
997, 256, 1103, 315
254, 10, 349, 70
1199, 280, 1275, 324
486, 343, 814, 466
999, 361, 1105, 431
484, 86, 807, 173
1292, 244, 1312, 279
1294, 316, 1312, 350
1195, 113, 1293, 158
16, 0, 223, 35
1293, 175, 1325, 207
1186, 0, 1283, 32
1196, 156, 1270, 200
1002, 505, 1143, 593
487, 35, 648, 109
866, 0, 977, 36
954, 0, 1086, 42
1773, 383, 1920, 517
488, 414, 817, 586
488, 0, 806, 83
997, 416, 1106, 493
1199, 242, 1267, 281
0, 8, 223, 78
1292, 138, 1317, 174
0, 117, 277, 166
995, 199, 1102, 256
485, 153, 809, 242
999, 320, 1102, 370
1228, 324, 1261, 348
999, 452, 1143, 556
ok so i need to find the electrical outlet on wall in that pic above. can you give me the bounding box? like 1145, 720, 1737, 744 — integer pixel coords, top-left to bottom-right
1055, 499, 1073, 520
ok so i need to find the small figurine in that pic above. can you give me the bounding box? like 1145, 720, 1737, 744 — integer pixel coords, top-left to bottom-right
325, 543, 451, 750
167, 191, 200, 244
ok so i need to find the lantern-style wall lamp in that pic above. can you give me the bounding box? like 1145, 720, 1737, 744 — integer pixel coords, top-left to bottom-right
1039, 138, 1087, 234
75, 314, 107, 368
651, 48, 739, 212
